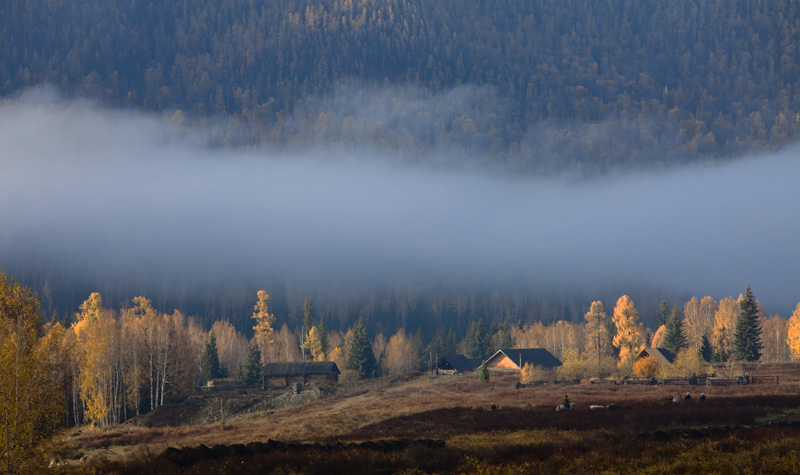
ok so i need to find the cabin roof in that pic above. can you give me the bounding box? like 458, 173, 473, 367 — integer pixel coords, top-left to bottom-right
261, 362, 340, 377
486, 348, 562, 369
437, 354, 481, 372
637, 348, 675, 365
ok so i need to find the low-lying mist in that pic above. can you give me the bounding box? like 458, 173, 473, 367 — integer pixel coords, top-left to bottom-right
1, 89, 798, 321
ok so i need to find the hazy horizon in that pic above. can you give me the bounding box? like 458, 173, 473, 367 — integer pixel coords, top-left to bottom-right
1, 89, 798, 320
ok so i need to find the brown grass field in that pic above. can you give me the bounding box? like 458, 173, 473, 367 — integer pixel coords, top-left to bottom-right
43, 363, 800, 474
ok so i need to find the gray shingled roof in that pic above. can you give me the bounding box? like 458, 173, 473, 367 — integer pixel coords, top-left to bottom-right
487, 348, 563, 369
637, 348, 675, 365
261, 362, 340, 377
437, 354, 481, 372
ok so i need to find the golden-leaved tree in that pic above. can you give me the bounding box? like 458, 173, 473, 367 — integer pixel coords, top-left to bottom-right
612, 295, 644, 375
786, 303, 800, 361
305, 326, 326, 362
252, 291, 276, 362
0, 269, 62, 473
383, 329, 413, 375
712, 296, 739, 361
73, 293, 124, 426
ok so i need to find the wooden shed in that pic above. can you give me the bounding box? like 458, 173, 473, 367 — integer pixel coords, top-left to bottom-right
262, 362, 340, 389
436, 354, 482, 374
485, 348, 562, 372
636, 348, 675, 366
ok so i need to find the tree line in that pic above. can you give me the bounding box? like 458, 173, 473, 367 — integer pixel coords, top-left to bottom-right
5, 260, 800, 472
3, 0, 800, 173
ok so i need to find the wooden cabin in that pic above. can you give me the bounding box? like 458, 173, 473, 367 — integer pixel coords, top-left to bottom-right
636, 348, 675, 366
485, 348, 562, 372
436, 354, 482, 374
261, 362, 340, 389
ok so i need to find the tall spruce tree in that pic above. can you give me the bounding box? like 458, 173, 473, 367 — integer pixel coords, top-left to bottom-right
734, 285, 763, 362
465, 318, 490, 360
663, 305, 687, 355
347, 317, 376, 378
499, 321, 514, 350
655, 301, 670, 328
699, 335, 713, 363
302, 297, 314, 361
201, 332, 223, 385
239, 341, 263, 387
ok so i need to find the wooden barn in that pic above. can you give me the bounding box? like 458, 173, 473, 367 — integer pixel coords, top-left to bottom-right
485, 348, 562, 372
436, 354, 482, 374
636, 348, 675, 366
262, 362, 340, 389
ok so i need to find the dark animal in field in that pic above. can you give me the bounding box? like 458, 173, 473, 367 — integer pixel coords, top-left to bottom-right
684, 392, 691, 400
699, 393, 706, 401
490, 404, 496, 410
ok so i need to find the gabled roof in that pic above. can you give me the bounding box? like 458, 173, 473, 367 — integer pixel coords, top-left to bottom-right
637, 348, 675, 365
437, 354, 481, 372
261, 362, 340, 377
487, 348, 562, 369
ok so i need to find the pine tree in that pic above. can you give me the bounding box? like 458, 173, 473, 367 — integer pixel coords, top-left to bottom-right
413, 328, 426, 371
584, 301, 611, 370
347, 317, 376, 378
302, 297, 314, 361
317, 316, 328, 358
663, 305, 687, 355
499, 321, 514, 349
465, 318, 489, 360
734, 285, 763, 362
201, 332, 222, 385
655, 300, 670, 328
479, 361, 489, 382
699, 335, 713, 362
239, 341, 262, 387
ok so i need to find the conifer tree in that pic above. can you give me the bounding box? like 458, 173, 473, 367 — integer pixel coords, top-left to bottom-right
317, 317, 328, 358
663, 305, 687, 355
499, 321, 515, 350
465, 318, 489, 360
347, 317, 376, 378
584, 301, 611, 370
655, 300, 670, 328
479, 361, 489, 382
413, 328, 426, 371
734, 285, 763, 362
201, 332, 223, 385
239, 341, 262, 387
699, 335, 713, 363
302, 297, 314, 361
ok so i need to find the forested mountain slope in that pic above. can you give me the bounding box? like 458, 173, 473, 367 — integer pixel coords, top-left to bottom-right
3, 0, 800, 173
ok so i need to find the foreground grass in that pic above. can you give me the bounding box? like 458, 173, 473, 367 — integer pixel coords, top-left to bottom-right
45, 372, 800, 474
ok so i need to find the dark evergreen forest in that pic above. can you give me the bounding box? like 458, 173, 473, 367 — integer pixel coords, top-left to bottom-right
3, 0, 799, 174
2, 0, 798, 335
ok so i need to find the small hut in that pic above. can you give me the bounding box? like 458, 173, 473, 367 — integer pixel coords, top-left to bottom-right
485, 348, 562, 372
436, 354, 482, 374
636, 348, 675, 366
261, 362, 340, 389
